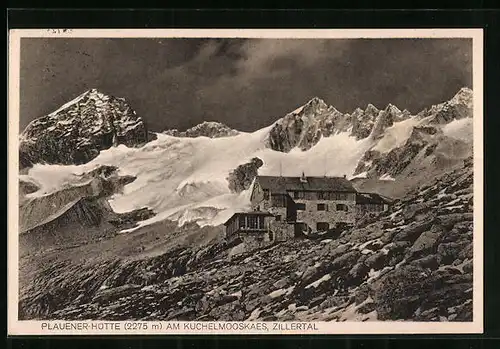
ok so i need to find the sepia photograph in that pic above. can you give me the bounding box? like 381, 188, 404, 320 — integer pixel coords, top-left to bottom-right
8, 29, 483, 334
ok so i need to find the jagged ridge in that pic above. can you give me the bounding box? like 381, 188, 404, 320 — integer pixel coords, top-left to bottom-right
266, 97, 412, 153
266, 88, 471, 155
164, 121, 240, 138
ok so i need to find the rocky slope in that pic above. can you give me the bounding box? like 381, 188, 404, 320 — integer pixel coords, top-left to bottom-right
19, 165, 155, 254
19, 89, 152, 168
353, 125, 471, 179
164, 121, 239, 138
19, 158, 473, 321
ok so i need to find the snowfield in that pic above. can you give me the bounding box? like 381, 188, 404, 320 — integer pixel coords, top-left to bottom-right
442, 118, 474, 143
372, 117, 424, 153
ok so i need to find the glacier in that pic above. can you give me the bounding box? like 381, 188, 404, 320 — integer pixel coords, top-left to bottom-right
21, 125, 375, 231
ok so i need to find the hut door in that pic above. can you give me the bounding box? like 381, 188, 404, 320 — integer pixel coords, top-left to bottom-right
294, 223, 306, 238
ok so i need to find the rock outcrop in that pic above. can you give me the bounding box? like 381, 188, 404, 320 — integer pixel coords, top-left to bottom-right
19, 89, 152, 168
164, 121, 239, 138
369, 104, 407, 139
226, 157, 264, 193
19, 178, 40, 204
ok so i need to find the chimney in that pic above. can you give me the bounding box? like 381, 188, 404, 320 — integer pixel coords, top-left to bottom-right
300, 171, 308, 183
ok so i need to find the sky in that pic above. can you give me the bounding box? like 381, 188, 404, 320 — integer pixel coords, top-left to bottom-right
19, 38, 472, 132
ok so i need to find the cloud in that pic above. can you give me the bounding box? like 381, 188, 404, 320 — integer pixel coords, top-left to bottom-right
19, 38, 472, 134
233, 39, 350, 79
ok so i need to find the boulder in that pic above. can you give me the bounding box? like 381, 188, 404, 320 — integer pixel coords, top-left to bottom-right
394, 217, 436, 243
92, 284, 142, 304
406, 224, 445, 260
436, 213, 473, 229
371, 265, 431, 320
437, 241, 471, 265
364, 251, 387, 270
330, 250, 361, 272
345, 262, 370, 287
410, 255, 439, 270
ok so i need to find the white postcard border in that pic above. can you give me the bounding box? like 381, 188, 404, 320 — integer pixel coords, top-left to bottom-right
7, 28, 484, 335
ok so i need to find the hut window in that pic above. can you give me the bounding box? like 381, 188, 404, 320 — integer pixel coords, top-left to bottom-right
258, 216, 265, 229
271, 194, 286, 207
316, 222, 329, 231
336, 204, 348, 212
248, 216, 259, 229
331, 192, 349, 200
317, 203, 327, 211
263, 189, 269, 200
296, 203, 306, 211
275, 215, 282, 221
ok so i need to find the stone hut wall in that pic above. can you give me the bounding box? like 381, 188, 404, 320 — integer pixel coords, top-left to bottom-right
294, 198, 356, 232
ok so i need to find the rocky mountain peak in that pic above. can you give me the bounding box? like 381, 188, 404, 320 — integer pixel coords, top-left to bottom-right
352, 87, 473, 181
352, 107, 364, 115
19, 89, 151, 168
289, 96, 334, 117
449, 87, 473, 109
267, 96, 343, 152
46, 89, 110, 117
384, 103, 401, 115
369, 105, 399, 140
365, 103, 380, 115
423, 87, 473, 124
305, 96, 328, 109
268, 98, 404, 152
84, 88, 105, 97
